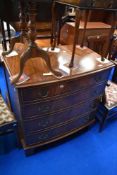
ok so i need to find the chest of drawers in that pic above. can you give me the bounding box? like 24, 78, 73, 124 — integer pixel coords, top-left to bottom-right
3, 45, 114, 155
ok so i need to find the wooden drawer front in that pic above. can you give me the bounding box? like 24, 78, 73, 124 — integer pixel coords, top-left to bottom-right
20, 69, 111, 103
24, 113, 93, 146
23, 101, 97, 133
22, 83, 105, 118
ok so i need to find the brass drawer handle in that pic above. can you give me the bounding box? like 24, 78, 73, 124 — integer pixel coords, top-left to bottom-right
42, 121, 49, 127
59, 84, 64, 89
38, 134, 48, 140
38, 90, 48, 98
38, 121, 49, 127
38, 105, 50, 112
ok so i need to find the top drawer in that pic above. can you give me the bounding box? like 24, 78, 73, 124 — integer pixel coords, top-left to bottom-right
20, 69, 111, 103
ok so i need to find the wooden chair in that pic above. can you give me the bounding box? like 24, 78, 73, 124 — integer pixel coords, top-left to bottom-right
87, 34, 108, 60
109, 34, 117, 61
87, 34, 117, 131
97, 78, 117, 131
0, 20, 11, 51
0, 93, 18, 153
109, 34, 117, 83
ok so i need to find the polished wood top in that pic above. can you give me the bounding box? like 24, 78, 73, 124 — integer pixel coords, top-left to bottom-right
55, 0, 117, 11
67, 21, 111, 29
3, 44, 114, 88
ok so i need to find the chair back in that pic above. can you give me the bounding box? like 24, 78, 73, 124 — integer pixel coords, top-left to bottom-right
110, 35, 117, 60
87, 34, 108, 58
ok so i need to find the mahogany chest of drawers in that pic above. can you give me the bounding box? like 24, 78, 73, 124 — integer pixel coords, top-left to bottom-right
3, 45, 114, 155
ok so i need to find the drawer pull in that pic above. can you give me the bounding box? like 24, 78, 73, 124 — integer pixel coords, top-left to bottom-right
38, 90, 48, 98
59, 84, 64, 89
42, 121, 49, 127
38, 134, 48, 140
38, 121, 49, 127
38, 106, 50, 112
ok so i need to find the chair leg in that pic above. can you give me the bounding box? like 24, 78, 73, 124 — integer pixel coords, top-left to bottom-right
0, 20, 7, 51
99, 111, 108, 132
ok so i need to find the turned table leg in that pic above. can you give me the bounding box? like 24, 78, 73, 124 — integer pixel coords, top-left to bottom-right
11, 1, 62, 85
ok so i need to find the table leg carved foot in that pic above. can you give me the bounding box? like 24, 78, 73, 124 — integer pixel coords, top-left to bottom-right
11, 42, 62, 84
10, 1, 62, 84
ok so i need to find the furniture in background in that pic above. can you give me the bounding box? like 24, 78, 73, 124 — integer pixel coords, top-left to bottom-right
0, 0, 53, 49
0, 20, 11, 51
85, 34, 117, 131
52, 0, 117, 68
1, 0, 117, 83
97, 79, 117, 131
1, 0, 63, 84
99, 36, 117, 131
60, 21, 111, 46
0, 0, 19, 52
87, 34, 109, 60
0, 94, 17, 154
0, 46, 11, 104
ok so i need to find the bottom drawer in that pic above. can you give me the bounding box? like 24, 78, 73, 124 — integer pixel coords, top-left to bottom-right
24, 112, 95, 146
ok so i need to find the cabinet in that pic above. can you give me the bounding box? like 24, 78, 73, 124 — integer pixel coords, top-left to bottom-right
60, 22, 111, 45
3, 45, 114, 155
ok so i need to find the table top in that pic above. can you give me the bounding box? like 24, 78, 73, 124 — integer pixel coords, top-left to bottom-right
55, 0, 117, 11
66, 21, 111, 29
3, 44, 114, 88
